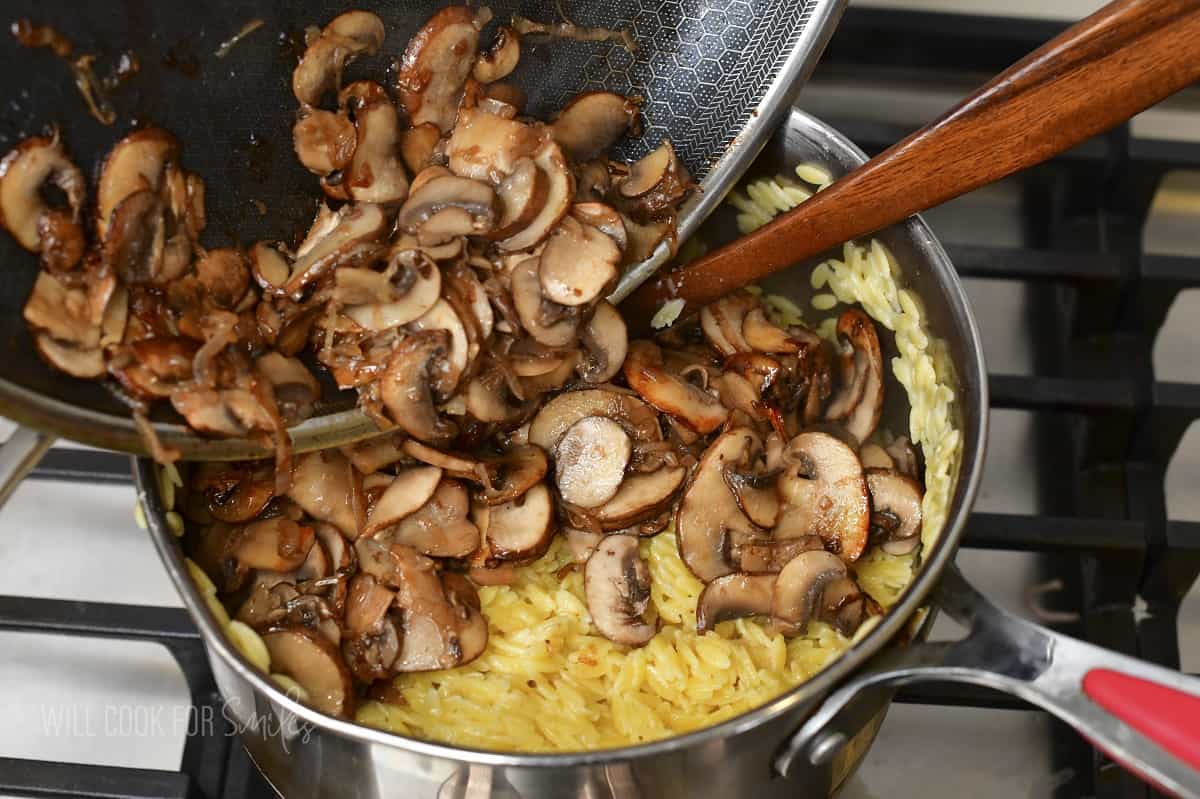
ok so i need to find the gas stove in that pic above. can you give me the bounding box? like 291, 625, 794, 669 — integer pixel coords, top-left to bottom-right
3, 2, 1200, 798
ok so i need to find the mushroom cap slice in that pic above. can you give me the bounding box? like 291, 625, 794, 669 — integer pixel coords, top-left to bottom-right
398, 122, 442, 175
396, 6, 481, 132
733, 535, 825, 573
23, 271, 100, 347
866, 468, 924, 555
193, 460, 275, 524
776, 431, 870, 561
538, 215, 619, 307
472, 25, 519, 83
741, 308, 801, 354
676, 428, 766, 582
578, 300, 627, 384
344, 574, 396, 635
292, 108, 357, 175
571, 202, 628, 251
590, 466, 686, 530
825, 308, 884, 444
286, 202, 386, 297
623, 340, 729, 434
288, 450, 362, 538
554, 416, 631, 508
584, 534, 656, 646
397, 172, 496, 245
497, 141, 574, 252
379, 330, 459, 444
699, 292, 757, 356
510, 256, 577, 347
292, 10, 386, 107
859, 443, 895, 471
407, 298, 471, 393
489, 157, 548, 240
696, 573, 776, 633
479, 444, 548, 504
96, 127, 178, 240
771, 549, 849, 634
481, 483, 555, 562
345, 98, 410, 205
381, 478, 480, 558
529, 388, 662, 453
552, 91, 640, 162
34, 335, 104, 378
447, 107, 542, 183
233, 518, 315, 572
363, 466, 443, 535
262, 626, 356, 717
342, 251, 442, 332
0, 136, 86, 253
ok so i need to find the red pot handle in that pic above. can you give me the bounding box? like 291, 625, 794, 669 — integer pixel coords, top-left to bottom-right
777, 567, 1200, 798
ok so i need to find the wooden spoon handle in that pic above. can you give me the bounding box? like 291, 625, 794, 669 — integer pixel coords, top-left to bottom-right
622, 0, 1200, 328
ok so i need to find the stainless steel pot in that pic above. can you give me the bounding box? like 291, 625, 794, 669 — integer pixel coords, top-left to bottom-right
136, 109, 1200, 799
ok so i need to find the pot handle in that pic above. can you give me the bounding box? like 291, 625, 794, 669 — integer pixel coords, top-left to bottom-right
0, 426, 54, 509
774, 565, 1200, 798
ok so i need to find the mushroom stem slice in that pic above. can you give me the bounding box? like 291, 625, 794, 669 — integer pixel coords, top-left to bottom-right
585, 534, 657, 646
696, 573, 776, 633
345, 98, 410, 205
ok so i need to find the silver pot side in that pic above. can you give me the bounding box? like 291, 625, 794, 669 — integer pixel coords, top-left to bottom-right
136, 107, 989, 799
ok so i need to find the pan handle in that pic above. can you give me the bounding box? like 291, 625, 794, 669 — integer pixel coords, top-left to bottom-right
0, 426, 54, 509
774, 565, 1200, 798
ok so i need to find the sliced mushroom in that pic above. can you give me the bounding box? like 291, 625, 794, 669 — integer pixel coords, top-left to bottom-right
472, 25, 519, 83
552, 91, 639, 162
771, 549, 849, 635
363, 466, 443, 535
775, 432, 869, 562
343, 433, 407, 474
480, 483, 554, 561
447, 107, 543, 183
292, 108, 357, 176
623, 340, 729, 434
344, 573, 396, 635
616, 139, 692, 220
296, 536, 333, 581
723, 465, 779, 529
0, 136, 86, 263
381, 478, 480, 558
345, 97, 410, 205
479, 444, 548, 504
407, 298, 470, 393
390, 546, 487, 671
249, 242, 291, 296
741, 308, 801, 354
620, 214, 674, 264
34, 335, 104, 378
101, 189, 167, 285
292, 10, 386, 107
577, 301, 627, 384
571, 202, 627, 251
195, 248, 251, 309
464, 367, 533, 424
342, 251, 442, 331
510, 256, 577, 347
529, 388, 662, 453
262, 626, 356, 716
824, 308, 884, 444
23, 271, 99, 347
378, 330, 457, 444
398, 123, 442, 175
288, 450, 361, 537
866, 469, 923, 555
538, 215, 619, 306
554, 416, 631, 508
859, 443, 894, 471
676, 428, 766, 582
342, 615, 402, 684
170, 387, 279, 440
256, 352, 321, 426
699, 291, 757, 356
497, 142, 573, 252
584, 534, 656, 646
489, 157, 547, 240
397, 171, 495, 244
96, 127, 177, 240
886, 436, 920, 479
401, 439, 480, 478
233, 518, 315, 572
564, 526, 604, 564
733, 535, 824, 573
286, 202, 386, 296
696, 573, 776, 633
396, 6, 483, 132
591, 466, 685, 531
193, 460, 275, 523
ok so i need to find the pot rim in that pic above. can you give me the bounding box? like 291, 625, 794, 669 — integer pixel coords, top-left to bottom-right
136, 108, 989, 770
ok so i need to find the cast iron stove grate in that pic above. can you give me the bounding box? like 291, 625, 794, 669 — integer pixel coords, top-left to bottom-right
2, 7, 1200, 798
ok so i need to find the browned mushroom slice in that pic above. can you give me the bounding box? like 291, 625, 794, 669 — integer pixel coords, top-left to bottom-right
363, 466, 443, 535
723, 465, 779, 529
699, 291, 757, 356
446, 107, 543, 183
378, 330, 458, 444
696, 573, 776, 633
479, 444, 548, 504
552, 91, 640, 162
292, 108, 356, 176
344, 97, 409, 205
391, 547, 488, 671
255, 352, 320, 426
401, 439, 480, 478
341, 252, 442, 332
489, 157, 548, 240
342, 615, 402, 684
886, 436, 920, 479
564, 526, 604, 563
233, 518, 315, 572
193, 460, 275, 523
96, 127, 177, 240
292, 10, 385, 107
733, 535, 824, 573
396, 6, 483, 132
771, 549, 850, 635
497, 142, 574, 252
170, 387, 279, 439
295, 535, 333, 581
676, 428, 767, 582
620, 214, 675, 264
248, 242, 291, 296
577, 301, 627, 384
262, 626, 356, 716
397, 171, 495, 244
464, 368, 532, 424
407, 298, 471, 392
824, 308, 884, 444
554, 416, 631, 508
616, 139, 692, 220
342, 433, 406, 474
286, 202, 386, 296
473, 25, 519, 83
571, 202, 627, 251
289, 450, 361, 537
741, 308, 801, 354
344, 573, 396, 635
859, 443, 895, 471
382, 478, 480, 558
584, 534, 656, 646
0, 136, 86, 264
33, 335, 103, 377
479, 483, 554, 561
398, 123, 442, 175
529, 388, 662, 454
592, 466, 685, 531
509, 257, 577, 346
866, 469, 924, 555
23, 272, 100, 347
195, 248, 251, 309
538, 215, 619, 306
776, 432, 870, 562
623, 340, 729, 434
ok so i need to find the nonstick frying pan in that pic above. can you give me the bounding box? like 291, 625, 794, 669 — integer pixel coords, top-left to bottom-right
0, 0, 847, 478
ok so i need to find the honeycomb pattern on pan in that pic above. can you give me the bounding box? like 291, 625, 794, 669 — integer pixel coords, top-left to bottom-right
515, 0, 820, 178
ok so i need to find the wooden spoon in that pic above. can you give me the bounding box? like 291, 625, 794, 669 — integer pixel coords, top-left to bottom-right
622, 0, 1200, 331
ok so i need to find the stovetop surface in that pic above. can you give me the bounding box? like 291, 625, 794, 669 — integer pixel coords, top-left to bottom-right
3, 1, 1200, 797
